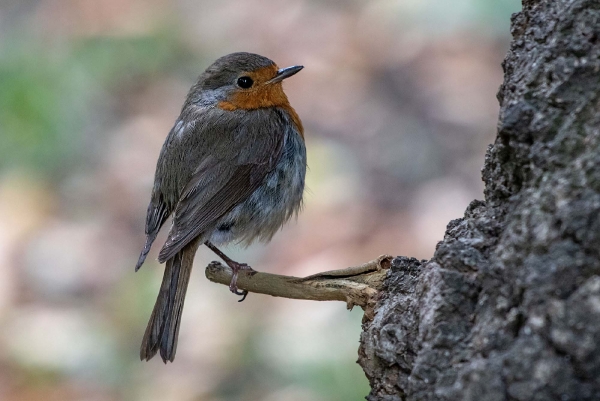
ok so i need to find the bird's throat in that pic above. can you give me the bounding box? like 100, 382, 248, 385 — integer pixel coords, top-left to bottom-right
218, 84, 304, 138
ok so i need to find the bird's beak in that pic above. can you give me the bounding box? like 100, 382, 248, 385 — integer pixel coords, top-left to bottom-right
268, 65, 303, 84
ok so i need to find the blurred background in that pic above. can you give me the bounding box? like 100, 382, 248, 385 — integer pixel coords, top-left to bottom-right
0, 0, 520, 400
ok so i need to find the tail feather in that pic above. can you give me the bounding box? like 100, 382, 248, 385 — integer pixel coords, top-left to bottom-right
140, 241, 198, 363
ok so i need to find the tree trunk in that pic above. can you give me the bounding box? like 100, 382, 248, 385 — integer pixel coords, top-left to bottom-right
358, 1, 600, 400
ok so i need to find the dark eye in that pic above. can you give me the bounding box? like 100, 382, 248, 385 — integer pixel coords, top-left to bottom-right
237, 76, 254, 89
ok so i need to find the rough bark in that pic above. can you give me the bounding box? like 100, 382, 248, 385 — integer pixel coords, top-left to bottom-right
358, 1, 600, 400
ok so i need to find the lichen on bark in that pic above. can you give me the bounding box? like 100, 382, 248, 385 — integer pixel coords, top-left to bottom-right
359, 1, 600, 400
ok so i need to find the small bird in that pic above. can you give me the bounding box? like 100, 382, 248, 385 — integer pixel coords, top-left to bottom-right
135, 52, 306, 363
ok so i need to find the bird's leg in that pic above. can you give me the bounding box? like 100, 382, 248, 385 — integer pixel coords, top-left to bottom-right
204, 241, 254, 302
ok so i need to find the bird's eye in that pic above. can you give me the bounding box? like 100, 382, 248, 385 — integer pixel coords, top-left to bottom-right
237, 76, 254, 89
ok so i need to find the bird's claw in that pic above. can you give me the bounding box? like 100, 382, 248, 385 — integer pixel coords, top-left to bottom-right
236, 289, 248, 302
228, 263, 252, 302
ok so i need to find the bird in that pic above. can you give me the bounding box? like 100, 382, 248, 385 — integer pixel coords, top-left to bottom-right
135, 52, 306, 363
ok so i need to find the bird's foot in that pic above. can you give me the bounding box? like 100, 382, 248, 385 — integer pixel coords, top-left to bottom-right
226, 261, 254, 302
204, 241, 256, 302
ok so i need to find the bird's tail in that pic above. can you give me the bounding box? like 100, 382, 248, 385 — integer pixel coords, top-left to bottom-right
140, 241, 198, 363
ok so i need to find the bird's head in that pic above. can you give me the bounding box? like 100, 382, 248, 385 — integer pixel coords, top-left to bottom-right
188, 52, 303, 112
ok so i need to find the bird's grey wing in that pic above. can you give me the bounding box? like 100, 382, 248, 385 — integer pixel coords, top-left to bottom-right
135, 195, 170, 271
135, 124, 183, 271
157, 109, 284, 263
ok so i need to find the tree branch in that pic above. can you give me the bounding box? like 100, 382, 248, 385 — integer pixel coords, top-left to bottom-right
205, 254, 392, 319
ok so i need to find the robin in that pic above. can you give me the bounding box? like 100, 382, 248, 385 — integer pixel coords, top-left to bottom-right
135, 52, 306, 363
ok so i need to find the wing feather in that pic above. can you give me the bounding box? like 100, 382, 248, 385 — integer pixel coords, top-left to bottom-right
157, 110, 284, 262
